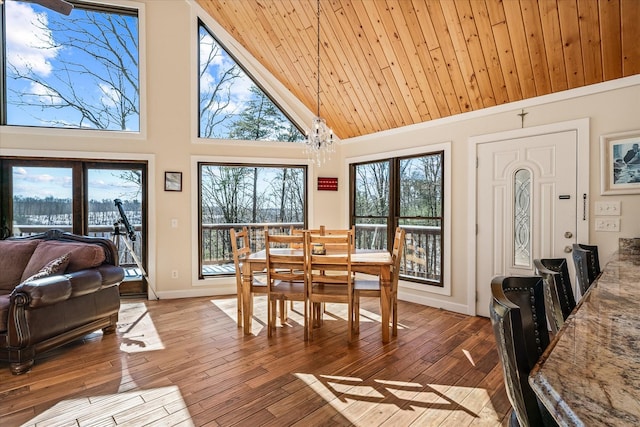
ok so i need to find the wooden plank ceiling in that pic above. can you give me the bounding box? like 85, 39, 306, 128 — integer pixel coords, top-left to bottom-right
196, 0, 640, 139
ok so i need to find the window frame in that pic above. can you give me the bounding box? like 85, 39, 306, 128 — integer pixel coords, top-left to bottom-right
349, 150, 446, 287
197, 161, 309, 279
0, 0, 146, 137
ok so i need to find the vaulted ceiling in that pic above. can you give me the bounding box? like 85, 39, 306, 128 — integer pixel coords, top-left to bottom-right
196, 0, 640, 139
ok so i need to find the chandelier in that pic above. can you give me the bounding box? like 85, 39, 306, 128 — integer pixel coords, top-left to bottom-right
305, 0, 335, 166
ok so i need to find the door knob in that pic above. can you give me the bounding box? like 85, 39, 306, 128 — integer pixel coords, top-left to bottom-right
564, 231, 573, 238
564, 246, 572, 253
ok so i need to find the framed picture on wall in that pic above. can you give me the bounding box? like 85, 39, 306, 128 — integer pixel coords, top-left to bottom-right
164, 171, 182, 192
600, 130, 640, 195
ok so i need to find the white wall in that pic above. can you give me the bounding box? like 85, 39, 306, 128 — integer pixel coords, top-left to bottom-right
341, 79, 640, 314
1, 0, 639, 313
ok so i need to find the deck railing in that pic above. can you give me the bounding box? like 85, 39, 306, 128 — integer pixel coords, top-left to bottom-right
202, 223, 441, 283
14, 223, 441, 283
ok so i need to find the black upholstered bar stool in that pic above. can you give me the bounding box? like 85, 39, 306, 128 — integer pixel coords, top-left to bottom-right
572, 243, 600, 296
574, 243, 601, 280
534, 258, 577, 335
490, 276, 558, 427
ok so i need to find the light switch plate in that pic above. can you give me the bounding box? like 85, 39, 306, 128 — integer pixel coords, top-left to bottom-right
595, 201, 621, 216
595, 218, 620, 232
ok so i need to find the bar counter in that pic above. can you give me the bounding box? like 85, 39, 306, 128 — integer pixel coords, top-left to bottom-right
529, 241, 640, 426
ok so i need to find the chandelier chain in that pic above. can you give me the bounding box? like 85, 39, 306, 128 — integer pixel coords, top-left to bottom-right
316, 0, 320, 117
305, 0, 335, 166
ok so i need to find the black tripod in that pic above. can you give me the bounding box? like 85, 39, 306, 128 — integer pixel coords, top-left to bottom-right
112, 219, 147, 278
112, 199, 158, 300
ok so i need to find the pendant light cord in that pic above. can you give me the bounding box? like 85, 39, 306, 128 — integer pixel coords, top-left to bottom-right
316, 0, 321, 117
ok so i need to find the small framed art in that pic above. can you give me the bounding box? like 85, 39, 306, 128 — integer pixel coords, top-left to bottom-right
164, 171, 182, 192
600, 130, 640, 195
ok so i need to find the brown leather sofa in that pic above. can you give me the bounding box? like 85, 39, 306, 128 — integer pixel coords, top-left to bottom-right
0, 230, 124, 374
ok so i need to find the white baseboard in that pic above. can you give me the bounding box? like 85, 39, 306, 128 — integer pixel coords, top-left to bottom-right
155, 285, 236, 300
397, 290, 472, 316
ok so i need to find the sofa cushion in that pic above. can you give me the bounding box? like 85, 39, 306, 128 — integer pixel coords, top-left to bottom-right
0, 240, 40, 291
21, 253, 71, 283
21, 241, 106, 283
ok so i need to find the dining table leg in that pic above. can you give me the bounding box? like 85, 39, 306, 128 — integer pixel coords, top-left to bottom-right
380, 266, 391, 343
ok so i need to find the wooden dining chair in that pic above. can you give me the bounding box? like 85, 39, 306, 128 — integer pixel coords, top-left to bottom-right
353, 227, 405, 337
230, 227, 267, 328
321, 226, 356, 252
264, 231, 309, 339
534, 258, 576, 335
307, 231, 355, 342
286, 227, 321, 313
490, 275, 558, 427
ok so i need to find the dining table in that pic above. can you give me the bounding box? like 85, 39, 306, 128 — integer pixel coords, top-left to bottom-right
241, 248, 393, 341
529, 238, 640, 426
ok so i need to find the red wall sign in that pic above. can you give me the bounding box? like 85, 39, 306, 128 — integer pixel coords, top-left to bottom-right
317, 177, 338, 191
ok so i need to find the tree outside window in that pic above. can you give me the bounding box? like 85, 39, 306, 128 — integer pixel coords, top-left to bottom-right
4, 1, 139, 131
351, 152, 444, 285
199, 163, 306, 277
198, 22, 304, 142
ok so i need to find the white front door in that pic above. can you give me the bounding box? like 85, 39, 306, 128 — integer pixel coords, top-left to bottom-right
475, 130, 579, 317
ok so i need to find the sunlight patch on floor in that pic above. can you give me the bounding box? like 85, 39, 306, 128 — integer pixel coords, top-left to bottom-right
209, 297, 239, 323
26, 386, 193, 426
462, 349, 476, 366
118, 302, 165, 353
208, 296, 396, 336
210, 297, 314, 336
297, 373, 500, 425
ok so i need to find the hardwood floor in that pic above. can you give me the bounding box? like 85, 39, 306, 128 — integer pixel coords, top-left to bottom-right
0, 295, 511, 426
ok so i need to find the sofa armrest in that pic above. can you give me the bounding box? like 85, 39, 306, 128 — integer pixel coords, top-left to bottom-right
11, 276, 72, 308
97, 264, 125, 289
10, 264, 124, 308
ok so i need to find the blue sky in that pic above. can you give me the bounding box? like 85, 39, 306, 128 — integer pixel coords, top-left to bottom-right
5, 1, 139, 130
13, 167, 141, 202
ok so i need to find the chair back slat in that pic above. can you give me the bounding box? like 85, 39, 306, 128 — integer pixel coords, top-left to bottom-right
391, 227, 406, 292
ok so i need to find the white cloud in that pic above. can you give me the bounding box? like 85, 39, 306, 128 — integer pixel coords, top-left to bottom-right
6, 1, 59, 76
99, 83, 120, 107
13, 167, 27, 177
199, 35, 225, 69
28, 81, 64, 104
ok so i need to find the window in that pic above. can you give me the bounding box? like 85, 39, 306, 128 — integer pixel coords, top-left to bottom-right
198, 21, 304, 142
0, 158, 147, 294
351, 151, 444, 286
2, 1, 139, 131
198, 163, 307, 277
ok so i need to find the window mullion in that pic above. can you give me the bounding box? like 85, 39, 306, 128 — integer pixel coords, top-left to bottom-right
389, 158, 399, 251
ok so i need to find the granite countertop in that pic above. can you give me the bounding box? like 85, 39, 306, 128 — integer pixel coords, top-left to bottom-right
529, 242, 640, 426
